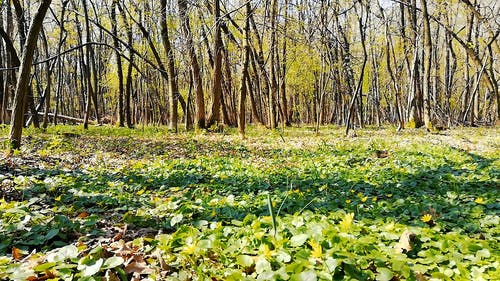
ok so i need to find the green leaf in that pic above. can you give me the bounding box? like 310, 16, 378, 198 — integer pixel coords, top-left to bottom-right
34, 262, 57, 272
236, 255, 254, 267
276, 250, 291, 263
290, 234, 308, 247
255, 257, 271, 274
476, 249, 490, 259
376, 267, 394, 281
80, 258, 103, 276
45, 229, 59, 240
171, 214, 183, 226
297, 270, 317, 281
325, 257, 338, 273
102, 256, 124, 269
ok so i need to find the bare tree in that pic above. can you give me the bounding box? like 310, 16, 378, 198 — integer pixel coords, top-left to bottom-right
9, 0, 52, 150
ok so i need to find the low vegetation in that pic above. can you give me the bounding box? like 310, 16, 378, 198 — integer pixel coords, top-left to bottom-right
0, 125, 498, 280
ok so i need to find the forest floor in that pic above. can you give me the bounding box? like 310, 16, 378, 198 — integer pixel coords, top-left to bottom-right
0, 125, 499, 281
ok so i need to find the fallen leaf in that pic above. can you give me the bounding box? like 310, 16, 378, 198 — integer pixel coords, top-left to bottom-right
12, 247, 24, 261
112, 233, 123, 241
394, 230, 415, 253
77, 211, 89, 218
26, 271, 55, 281
124, 261, 153, 275
415, 272, 428, 281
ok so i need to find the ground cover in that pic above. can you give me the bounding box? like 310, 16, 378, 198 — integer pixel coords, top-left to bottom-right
0, 125, 498, 280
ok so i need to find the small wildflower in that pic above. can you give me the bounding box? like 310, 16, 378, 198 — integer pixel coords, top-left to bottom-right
372, 196, 378, 202
261, 244, 274, 258
421, 214, 433, 223
361, 196, 368, 203
474, 197, 485, 204
340, 213, 354, 230
345, 199, 352, 204
308, 240, 323, 260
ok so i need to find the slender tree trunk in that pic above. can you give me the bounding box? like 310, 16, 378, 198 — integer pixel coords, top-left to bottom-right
45, 2, 68, 128
82, 0, 97, 129
111, 0, 124, 127
407, 0, 423, 128
268, 0, 279, 129
238, 1, 251, 138
160, 0, 180, 132
9, 0, 52, 150
280, 0, 290, 127
118, 3, 134, 128
207, 0, 224, 128
346, 3, 368, 135
178, 0, 205, 130
420, 0, 434, 129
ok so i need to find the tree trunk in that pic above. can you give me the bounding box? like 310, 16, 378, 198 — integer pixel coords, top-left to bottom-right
238, 1, 251, 138
268, 0, 279, 129
9, 0, 52, 150
207, 0, 224, 128
420, 0, 434, 130
178, 0, 205, 130
111, 0, 124, 127
160, 0, 180, 132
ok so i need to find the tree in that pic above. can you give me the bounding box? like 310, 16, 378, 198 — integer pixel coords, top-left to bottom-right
9, 0, 52, 150
420, 0, 434, 129
238, 0, 251, 138
207, 0, 224, 128
178, 0, 206, 130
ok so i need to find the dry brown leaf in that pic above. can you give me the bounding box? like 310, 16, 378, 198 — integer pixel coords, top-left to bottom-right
373, 150, 389, 158
25, 271, 55, 281
124, 261, 153, 275
77, 211, 89, 218
112, 233, 123, 241
105, 269, 121, 281
12, 247, 24, 261
415, 272, 428, 281
394, 230, 415, 253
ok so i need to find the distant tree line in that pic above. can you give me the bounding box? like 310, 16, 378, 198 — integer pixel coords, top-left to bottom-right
0, 0, 498, 147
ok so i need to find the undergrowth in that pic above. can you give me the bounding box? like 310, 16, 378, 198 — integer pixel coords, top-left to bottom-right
0, 125, 498, 280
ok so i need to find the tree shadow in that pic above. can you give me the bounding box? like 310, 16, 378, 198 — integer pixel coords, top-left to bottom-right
1, 145, 497, 254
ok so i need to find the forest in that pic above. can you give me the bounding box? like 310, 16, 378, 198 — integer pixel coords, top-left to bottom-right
0, 0, 498, 145
0, 0, 499, 280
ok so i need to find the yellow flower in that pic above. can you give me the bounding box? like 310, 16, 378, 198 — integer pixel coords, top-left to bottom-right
361, 196, 368, 203
345, 199, 351, 204
181, 239, 197, 255
340, 213, 354, 230
308, 240, 323, 260
261, 244, 274, 258
372, 196, 378, 202
474, 197, 485, 204
421, 214, 433, 223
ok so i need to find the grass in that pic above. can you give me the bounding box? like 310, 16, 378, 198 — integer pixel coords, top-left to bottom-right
0, 125, 498, 280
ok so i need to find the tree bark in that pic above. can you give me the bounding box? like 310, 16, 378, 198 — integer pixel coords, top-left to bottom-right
178, 0, 205, 130
160, 0, 180, 132
420, 0, 434, 129
111, 0, 125, 127
207, 0, 224, 128
238, 1, 251, 138
9, 0, 52, 150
